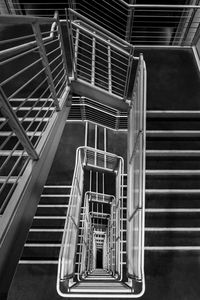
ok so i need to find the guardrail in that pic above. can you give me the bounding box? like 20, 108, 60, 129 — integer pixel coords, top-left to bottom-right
8, 1, 200, 46
127, 53, 146, 295
67, 8, 136, 100
57, 147, 124, 294
0, 13, 69, 214
71, 1, 200, 46
68, 96, 128, 131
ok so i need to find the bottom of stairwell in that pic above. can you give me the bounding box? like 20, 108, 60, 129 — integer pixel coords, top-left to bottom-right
70, 269, 131, 294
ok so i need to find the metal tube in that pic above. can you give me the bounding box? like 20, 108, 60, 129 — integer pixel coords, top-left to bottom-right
0, 87, 38, 160
91, 35, 96, 85
32, 22, 60, 111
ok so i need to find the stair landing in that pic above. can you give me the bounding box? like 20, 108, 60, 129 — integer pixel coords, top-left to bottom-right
70, 269, 131, 294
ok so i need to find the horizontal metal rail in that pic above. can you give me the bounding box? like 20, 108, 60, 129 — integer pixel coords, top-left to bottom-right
68, 1, 200, 46
68, 96, 127, 131
9, 1, 200, 46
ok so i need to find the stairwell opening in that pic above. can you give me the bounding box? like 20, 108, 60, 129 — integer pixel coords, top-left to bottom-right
96, 249, 103, 269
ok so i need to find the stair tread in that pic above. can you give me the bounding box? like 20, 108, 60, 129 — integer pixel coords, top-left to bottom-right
146, 189, 200, 193
146, 170, 200, 175
147, 150, 200, 156
147, 110, 200, 118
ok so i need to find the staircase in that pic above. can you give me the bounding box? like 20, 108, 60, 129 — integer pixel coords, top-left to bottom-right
0, 97, 55, 214
146, 110, 200, 251
20, 185, 71, 264
1, 3, 200, 299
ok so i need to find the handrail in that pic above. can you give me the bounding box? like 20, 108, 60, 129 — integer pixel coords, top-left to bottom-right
118, 1, 200, 8
78, 192, 90, 279
126, 53, 146, 296
0, 14, 57, 24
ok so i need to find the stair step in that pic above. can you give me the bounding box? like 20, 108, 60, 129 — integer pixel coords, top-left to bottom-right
19, 260, 58, 264
27, 231, 63, 243
22, 243, 61, 260
146, 170, 200, 175
145, 230, 200, 246
146, 150, 200, 156
147, 139, 200, 150
36, 206, 68, 216
146, 193, 200, 208
71, 280, 131, 293
147, 110, 200, 118
147, 156, 200, 170
147, 130, 200, 137
32, 217, 65, 229
40, 195, 70, 205
146, 189, 200, 194
145, 246, 200, 251
147, 119, 200, 130
146, 176, 200, 189
146, 211, 200, 227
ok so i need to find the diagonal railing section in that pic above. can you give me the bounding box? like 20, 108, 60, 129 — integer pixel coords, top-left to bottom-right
67, 8, 136, 100
0, 14, 69, 214
71, 0, 129, 40
58, 146, 84, 284
127, 54, 146, 295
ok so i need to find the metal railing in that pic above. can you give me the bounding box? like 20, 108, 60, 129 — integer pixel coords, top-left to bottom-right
78, 193, 90, 279
68, 96, 128, 131
57, 147, 124, 294
122, 3, 200, 46
7, 1, 200, 46
72, 1, 200, 46
67, 8, 136, 99
58, 146, 84, 285
126, 53, 146, 295
0, 13, 69, 214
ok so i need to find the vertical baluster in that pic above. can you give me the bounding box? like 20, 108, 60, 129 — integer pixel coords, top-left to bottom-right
74, 27, 80, 80
91, 34, 96, 85
95, 124, 97, 166
104, 127, 107, 169
108, 42, 112, 93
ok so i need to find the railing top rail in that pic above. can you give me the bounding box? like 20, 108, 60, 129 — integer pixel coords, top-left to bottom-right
0, 14, 57, 24
118, 1, 200, 9
85, 191, 115, 200
78, 146, 123, 161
